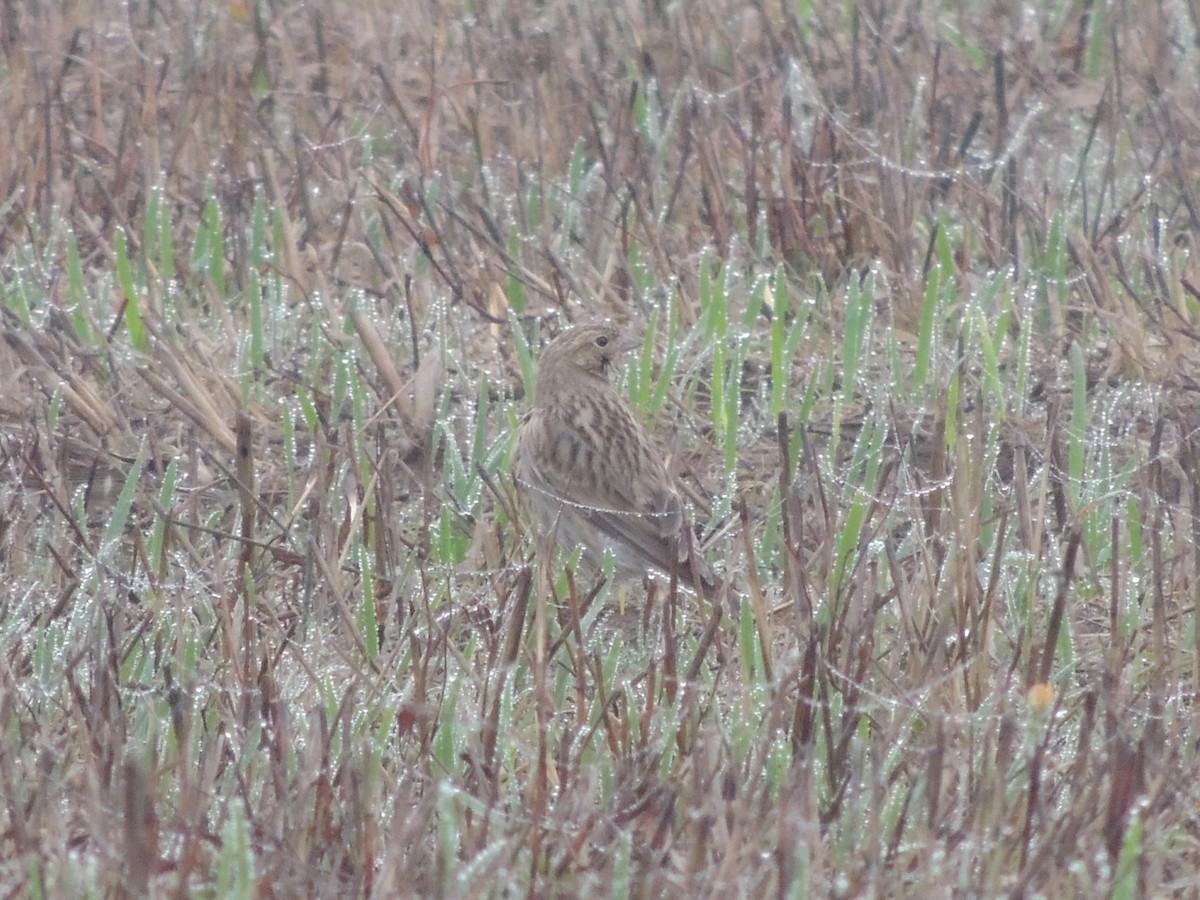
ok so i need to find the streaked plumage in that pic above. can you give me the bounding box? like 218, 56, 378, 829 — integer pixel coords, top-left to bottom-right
513, 324, 716, 597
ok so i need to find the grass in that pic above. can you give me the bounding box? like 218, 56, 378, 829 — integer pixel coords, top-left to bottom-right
2, 0, 1200, 895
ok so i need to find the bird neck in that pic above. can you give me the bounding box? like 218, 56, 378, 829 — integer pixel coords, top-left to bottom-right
536, 368, 609, 407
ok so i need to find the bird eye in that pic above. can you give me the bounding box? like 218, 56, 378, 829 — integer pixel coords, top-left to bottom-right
595, 335, 609, 348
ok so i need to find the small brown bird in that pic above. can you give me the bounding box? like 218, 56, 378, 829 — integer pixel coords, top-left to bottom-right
513, 324, 717, 597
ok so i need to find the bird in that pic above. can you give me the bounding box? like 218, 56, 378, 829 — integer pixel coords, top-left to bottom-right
513, 323, 717, 598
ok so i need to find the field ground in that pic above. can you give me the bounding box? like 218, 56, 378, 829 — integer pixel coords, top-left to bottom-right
2, 1, 1200, 896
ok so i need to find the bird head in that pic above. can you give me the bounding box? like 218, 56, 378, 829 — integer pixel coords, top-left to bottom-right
537, 324, 641, 382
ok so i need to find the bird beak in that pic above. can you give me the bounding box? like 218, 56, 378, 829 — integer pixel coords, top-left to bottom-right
616, 332, 642, 354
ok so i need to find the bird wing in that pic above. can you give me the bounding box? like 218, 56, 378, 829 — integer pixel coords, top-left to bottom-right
520, 394, 711, 585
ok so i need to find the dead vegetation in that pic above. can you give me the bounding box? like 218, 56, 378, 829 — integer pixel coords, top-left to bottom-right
2, 0, 1200, 895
